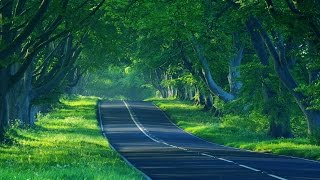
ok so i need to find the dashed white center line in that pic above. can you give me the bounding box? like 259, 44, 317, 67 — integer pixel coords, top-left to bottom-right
201, 153, 215, 158
239, 164, 261, 172
268, 174, 288, 180
217, 157, 234, 163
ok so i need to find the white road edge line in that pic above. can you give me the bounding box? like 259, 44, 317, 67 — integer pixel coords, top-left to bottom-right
98, 101, 152, 180
123, 101, 287, 180
239, 165, 261, 172
268, 174, 288, 180
98, 101, 104, 131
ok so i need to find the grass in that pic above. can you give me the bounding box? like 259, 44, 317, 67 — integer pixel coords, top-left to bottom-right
149, 98, 320, 161
0, 96, 144, 180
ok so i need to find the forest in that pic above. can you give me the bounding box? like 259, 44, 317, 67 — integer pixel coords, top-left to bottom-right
1, 0, 320, 158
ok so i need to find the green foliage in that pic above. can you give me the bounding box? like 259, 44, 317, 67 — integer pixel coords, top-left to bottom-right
239, 61, 265, 109
147, 98, 219, 124
213, 96, 225, 112
221, 112, 269, 134
0, 96, 143, 179
161, 69, 196, 89
297, 80, 320, 110
78, 66, 155, 100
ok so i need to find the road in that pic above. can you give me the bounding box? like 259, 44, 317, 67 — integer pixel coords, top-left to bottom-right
99, 101, 320, 180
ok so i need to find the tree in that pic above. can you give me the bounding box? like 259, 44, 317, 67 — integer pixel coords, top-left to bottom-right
0, 0, 106, 140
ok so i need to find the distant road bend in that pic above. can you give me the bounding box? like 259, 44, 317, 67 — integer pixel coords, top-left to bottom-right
99, 101, 320, 180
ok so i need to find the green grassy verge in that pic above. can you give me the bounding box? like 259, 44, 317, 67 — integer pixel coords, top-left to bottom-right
150, 98, 320, 161
0, 96, 144, 180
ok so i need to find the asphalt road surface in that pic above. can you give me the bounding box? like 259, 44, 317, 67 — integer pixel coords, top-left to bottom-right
99, 101, 320, 180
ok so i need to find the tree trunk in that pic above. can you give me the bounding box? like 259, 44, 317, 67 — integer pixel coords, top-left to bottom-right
228, 33, 244, 96
159, 89, 168, 98
228, 47, 244, 95
8, 63, 33, 125
251, 16, 320, 141
304, 110, 320, 142
188, 87, 195, 101
183, 87, 189, 100
0, 68, 10, 141
262, 84, 292, 138
204, 94, 213, 110
176, 86, 185, 100
191, 37, 235, 102
246, 16, 292, 138
168, 86, 174, 98
199, 92, 206, 105
0, 95, 9, 142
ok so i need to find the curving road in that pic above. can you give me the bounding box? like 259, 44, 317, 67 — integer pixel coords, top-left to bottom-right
99, 101, 320, 180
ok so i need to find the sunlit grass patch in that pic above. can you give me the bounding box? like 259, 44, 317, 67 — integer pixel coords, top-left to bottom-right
0, 96, 144, 180
152, 99, 320, 161
148, 98, 219, 124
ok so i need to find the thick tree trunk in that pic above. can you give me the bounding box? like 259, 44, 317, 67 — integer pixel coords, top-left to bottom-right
8, 63, 33, 125
0, 68, 10, 141
246, 17, 292, 138
0, 95, 9, 141
305, 110, 320, 140
262, 84, 292, 138
295, 99, 320, 142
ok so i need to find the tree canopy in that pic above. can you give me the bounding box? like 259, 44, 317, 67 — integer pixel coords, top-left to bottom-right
1, 0, 320, 143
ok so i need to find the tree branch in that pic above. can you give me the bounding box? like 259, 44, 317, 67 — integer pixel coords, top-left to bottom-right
0, 0, 51, 61
78, 0, 105, 25
191, 36, 235, 102
285, 0, 320, 40
0, 0, 13, 12
285, 0, 302, 15
9, 30, 68, 87
14, 0, 28, 15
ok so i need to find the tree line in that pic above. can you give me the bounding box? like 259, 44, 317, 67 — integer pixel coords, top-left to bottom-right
1, 1, 320, 144
112, 0, 320, 143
